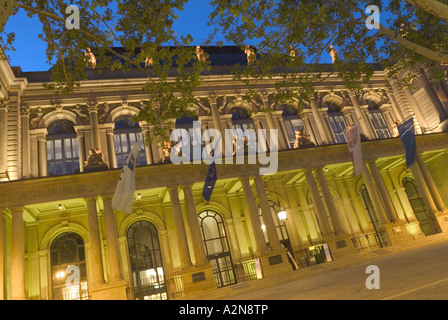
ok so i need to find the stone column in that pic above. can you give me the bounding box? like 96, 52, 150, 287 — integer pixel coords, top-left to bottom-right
310, 99, 330, 144
315, 168, 346, 235
261, 93, 287, 150
85, 197, 105, 285
409, 162, 439, 214
182, 185, 209, 266
348, 92, 376, 139
20, 106, 30, 178
368, 160, 398, 222
10, 206, 26, 300
0, 101, 8, 177
361, 163, 389, 226
401, 86, 427, 133
208, 95, 224, 136
141, 126, 153, 165
102, 195, 123, 282
167, 186, 193, 269
87, 101, 101, 150
253, 175, 282, 250
386, 91, 404, 122
105, 129, 117, 168
240, 176, 268, 254
37, 129, 48, 177
416, 154, 447, 212
304, 169, 333, 236
409, 162, 439, 213
75, 130, 86, 172
409, 162, 442, 233
0, 210, 4, 300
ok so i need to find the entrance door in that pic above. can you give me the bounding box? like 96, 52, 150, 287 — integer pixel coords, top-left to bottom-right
198, 210, 236, 287
127, 220, 167, 300
403, 177, 438, 235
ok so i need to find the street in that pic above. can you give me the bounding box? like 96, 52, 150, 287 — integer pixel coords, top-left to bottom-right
224, 241, 448, 300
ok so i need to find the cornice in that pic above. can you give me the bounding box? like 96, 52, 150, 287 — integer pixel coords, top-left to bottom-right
1, 132, 447, 209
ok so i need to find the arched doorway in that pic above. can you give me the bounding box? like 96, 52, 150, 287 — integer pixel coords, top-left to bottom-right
127, 220, 167, 300
359, 184, 384, 249
50, 232, 88, 300
402, 177, 438, 235
198, 210, 236, 288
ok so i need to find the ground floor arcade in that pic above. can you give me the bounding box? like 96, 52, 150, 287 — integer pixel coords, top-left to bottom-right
1, 133, 448, 300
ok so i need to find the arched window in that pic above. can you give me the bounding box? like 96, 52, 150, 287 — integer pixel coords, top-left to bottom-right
114, 116, 147, 168
127, 220, 166, 300
360, 184, 379, 228
230, 106, 255, 132
402, 177, 429, 222
230, 106, 257, 153
325, 102, 347, 143
366, 99, 391, 139
257, 200, 289, 245
47, 120, 80, 176
50, 232, 88, 300
173, 115, 203, 161
198, 210, 236, 288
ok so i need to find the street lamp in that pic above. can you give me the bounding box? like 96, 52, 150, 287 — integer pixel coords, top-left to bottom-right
277, 210, 287, 221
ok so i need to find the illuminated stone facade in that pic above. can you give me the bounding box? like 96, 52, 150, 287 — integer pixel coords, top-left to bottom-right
1, 46, 448, 300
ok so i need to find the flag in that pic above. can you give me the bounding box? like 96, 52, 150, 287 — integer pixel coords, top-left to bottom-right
202, 135, 221, 202
111, 139, 140, 213
397, 117, 417, 167
202, 160, 217, 202
346, 122, 362, 176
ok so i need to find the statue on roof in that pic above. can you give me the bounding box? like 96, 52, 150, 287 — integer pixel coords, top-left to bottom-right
244, 45, 256, 63
84, 47, 96, 68
196, 45, 206, 62
330, 45, 338, 63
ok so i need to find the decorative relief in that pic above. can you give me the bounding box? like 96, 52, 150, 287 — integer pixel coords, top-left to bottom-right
30, 107, 44, 129
73, 104, 89, 125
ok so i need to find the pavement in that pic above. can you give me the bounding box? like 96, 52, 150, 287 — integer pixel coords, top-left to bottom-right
223, 240, 448, 300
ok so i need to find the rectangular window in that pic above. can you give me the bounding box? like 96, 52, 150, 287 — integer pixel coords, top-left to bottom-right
283, 118, 304, 147
47, 137, 80, 176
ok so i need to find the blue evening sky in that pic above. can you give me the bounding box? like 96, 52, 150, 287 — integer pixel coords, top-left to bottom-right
3, 1, 384, 72
4, 0, 226, 71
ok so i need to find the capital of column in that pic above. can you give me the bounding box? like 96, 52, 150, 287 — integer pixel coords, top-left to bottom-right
0, 101, 9, 115
101, 194, 114, 202
8, 206, 24, 216
206, 93, 220, 106
87, 101, 99, 113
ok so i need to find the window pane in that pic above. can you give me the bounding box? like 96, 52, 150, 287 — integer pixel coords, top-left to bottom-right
47, 141, 54, 160
64, 139, 72, 158
54, 140, 62, 159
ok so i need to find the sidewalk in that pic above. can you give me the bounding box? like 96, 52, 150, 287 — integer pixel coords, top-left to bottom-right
383, 278, 448, 300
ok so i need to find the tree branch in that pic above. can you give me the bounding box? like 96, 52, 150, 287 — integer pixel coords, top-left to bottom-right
405, 0, 448, 24
17, 2, 152, 78
335, 0, 448, 64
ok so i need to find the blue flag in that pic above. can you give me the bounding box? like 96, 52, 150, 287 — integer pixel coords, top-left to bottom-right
202, 161, 217, 202
202, 135, 222, 202
397, 117, 417, 168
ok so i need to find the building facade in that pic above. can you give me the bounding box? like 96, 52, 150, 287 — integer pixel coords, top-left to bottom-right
1, 46, 448, 300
